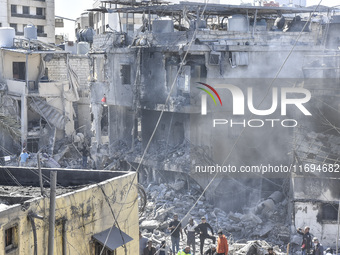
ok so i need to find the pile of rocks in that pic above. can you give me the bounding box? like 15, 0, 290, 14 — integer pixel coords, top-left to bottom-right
139, 181, 289, 254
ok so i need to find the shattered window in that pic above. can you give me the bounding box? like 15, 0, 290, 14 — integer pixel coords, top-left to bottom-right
120, 65, 131, 85
5, 225, 18, 252
321, 203, 338, 221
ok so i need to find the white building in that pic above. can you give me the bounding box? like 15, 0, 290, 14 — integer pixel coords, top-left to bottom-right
0, 0, 55, 43
276, 0, 306, 7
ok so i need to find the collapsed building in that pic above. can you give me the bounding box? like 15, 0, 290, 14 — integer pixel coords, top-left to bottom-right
0, 26, 93, 168
0, 0, 339, 253
87, 1, 340, 251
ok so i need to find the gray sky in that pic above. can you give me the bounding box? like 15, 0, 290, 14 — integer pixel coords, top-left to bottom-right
55, 0, 338, 41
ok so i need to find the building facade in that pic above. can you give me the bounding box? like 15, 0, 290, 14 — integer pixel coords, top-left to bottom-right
88, 2, 339, 250
0, 0, 55, 43
0, 167, 139, 254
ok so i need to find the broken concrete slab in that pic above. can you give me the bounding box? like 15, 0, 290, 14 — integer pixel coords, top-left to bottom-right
140, 220, 161, 230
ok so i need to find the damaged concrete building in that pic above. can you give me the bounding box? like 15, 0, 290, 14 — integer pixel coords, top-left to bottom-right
0, 167, 139, 254
87, 1, 340, 251
0, 27, 93, 167
0, 0, 339, 253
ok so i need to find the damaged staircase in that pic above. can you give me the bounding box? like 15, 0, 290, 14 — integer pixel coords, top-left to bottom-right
29, 97, 65, 130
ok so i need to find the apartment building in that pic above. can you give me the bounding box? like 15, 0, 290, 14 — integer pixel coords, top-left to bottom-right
0, 0, 55, 43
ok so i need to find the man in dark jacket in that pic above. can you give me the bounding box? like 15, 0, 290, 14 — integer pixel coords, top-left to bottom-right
312, 237, 324, 255
143, 240, 157, 255
297, 226, 312, 255
265, 247, 276, 255
195, 217, 216, 255
168, 214, 183, 254
204, 244, 217, 255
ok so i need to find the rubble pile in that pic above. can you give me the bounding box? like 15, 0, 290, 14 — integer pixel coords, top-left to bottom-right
139, 181, 289, 254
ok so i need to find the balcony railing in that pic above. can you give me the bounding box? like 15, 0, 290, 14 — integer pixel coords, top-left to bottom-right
11, 13, 46, 19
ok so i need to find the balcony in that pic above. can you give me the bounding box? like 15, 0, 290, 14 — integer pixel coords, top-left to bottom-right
7, 80, 26, 95
6, 79, 69, 96
11, 13, 46, 20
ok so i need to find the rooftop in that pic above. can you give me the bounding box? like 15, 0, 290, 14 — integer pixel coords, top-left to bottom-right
0, 167, 130, 210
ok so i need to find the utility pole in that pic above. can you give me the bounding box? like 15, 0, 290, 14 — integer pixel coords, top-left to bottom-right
37, 153, 45, 196
48, 171, 57, 255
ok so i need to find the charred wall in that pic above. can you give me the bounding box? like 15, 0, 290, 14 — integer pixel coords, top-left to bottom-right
108, 105, 134, 150
141, 110, 188, 153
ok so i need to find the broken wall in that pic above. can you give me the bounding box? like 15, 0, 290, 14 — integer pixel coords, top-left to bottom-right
47, 55, 91, 137
1, 51, 41, 81
292, 177, 340, 248
46, 55, 90, 88
141, 110, 189, 153
106, 49, 136, 107
109, 105, 134, 150
141, 49, 167, 107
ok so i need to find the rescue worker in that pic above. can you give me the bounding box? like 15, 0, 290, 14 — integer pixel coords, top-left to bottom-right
297, 226, 312, 255
178, 246, 191, 255
265, 247, 276, 255
312, 237, 323, 255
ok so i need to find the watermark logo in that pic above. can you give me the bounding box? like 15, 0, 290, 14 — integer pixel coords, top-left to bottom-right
197, 82, 311, 116
196, 82, 223, 114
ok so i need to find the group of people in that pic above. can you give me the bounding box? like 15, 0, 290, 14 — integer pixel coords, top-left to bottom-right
168, 214, 228, 255
297, 226, 334, 255
140, 218, 335, 255
140, 214, 228, 255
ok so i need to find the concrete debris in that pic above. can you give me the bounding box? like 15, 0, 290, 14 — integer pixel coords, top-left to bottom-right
139, 182, 289, 254
230, 240, 284, 255
4, 138, 92, 169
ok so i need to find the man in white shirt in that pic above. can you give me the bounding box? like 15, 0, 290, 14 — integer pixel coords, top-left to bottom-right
184, 218, 197, 254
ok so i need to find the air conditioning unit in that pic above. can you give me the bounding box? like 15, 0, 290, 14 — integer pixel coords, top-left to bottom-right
209, 51, 221, 65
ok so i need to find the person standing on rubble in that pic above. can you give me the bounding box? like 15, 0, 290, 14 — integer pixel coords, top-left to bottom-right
204, 244, 217, 255
184, 218, 197, 255
195, 216, 216, 255
297, 226, 313, 255
140, 231, 148, 255
143, 239, 157, 255
156, 240, 171, 255
177, 246, 191, 255
265, 247, 276, 255
168, 214, 183, 254
312, 237, 324, 255
18, 149, 29, 166
216, 229, 228, 255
